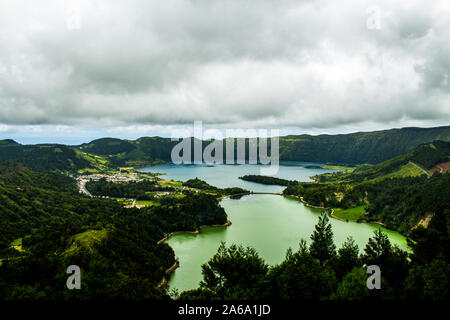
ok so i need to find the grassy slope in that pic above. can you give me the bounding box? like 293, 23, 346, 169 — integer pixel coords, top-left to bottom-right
315, 140, 449, 184
1, 126, 449, 172
305, 141, 450, 231
73, 126, 450, 168
333, 206, 366, 221
63, 229, 108, 257
279, 126, 450, 164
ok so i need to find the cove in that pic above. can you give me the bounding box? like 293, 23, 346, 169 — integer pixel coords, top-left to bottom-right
142, 163, 410, 293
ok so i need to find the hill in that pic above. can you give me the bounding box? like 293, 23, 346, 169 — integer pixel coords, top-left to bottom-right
314, 140, 450, 183
1, 125, 449, 172
0, 139, 19, 147
283, 141, 450, 234
0, 142, 92, 172
0, 162, 77, 192
77, 126, 450, 167
278, 126, 450, 164
0, 163, 229, 299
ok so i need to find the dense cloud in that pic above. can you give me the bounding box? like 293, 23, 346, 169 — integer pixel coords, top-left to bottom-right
0, 0, 449, 136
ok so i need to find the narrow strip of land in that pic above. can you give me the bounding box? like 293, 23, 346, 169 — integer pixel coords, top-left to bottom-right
409, 161, 430, 177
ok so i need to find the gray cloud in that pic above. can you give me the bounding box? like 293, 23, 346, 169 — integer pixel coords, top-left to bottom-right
0, 0, 449, 134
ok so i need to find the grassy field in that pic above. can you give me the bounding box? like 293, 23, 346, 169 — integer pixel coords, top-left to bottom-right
333, 206, 366, 221
116, 198, 133, 205
63, 230, 108, 256
321, 164, 356, 172
159, 180, 183, 187
371, 162, 425, 182
10, 237, 22, 247
136, 200, 160, 206
75, 149, 111, 173
163, 193, 185, 199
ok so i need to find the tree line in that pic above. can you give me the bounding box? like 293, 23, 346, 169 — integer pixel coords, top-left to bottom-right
0, 163, 229, 299
179, 211, 449, 300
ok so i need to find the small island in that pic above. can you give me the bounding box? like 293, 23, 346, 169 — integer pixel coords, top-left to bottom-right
239, 175, 297, 186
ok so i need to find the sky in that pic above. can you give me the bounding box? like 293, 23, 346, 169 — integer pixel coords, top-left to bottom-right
0, 0, 449, 144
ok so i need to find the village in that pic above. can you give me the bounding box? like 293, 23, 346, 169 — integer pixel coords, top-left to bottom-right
75, 172, 192, 208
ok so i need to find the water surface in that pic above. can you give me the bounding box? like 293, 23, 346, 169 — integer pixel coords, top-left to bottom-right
143, 161, 336, 193
143, 163, 409, 292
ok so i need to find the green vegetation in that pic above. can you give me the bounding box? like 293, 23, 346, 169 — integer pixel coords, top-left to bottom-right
86, 178, 173, 200
180, 212, 449, 300
1, 126, 449, 173
116, 198, 133, 205
80, 126, 450, 167
136, 200, 160, 207
62, 229, 108, 257
159, 179, 183, 187
0, 163, 229, 299
10, 238, 22, 247
279, 126, 450, 164
314, 141, 449, 184
0, 143, 91, 172
0, 129, 449, 301
78, 137, 176, 168
321, 164, 356, 172
333, 206, 366, 221
74, 149, 110, 173
369, 162, 424, 181
284, 141, 450, 234
182, 178, 250, 197
239, 175, 296, 186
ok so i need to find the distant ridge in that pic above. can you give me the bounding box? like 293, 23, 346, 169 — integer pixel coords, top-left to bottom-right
278, 125, 450, 164
0, 139, 19, 147
1, 125, 449, 171
314, 140, 450, 183
77, 125, 450, 167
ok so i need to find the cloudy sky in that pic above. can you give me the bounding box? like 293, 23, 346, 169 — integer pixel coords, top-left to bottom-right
0, 0, 449, 144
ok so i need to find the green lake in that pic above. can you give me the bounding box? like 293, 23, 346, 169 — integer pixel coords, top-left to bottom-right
143, 163, 410, 292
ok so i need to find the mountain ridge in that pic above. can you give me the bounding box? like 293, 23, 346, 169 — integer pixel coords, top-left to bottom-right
1, 125, 450, 172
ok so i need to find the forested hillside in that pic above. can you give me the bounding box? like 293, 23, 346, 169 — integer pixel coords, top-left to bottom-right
314, 140, 450, 183
181, 212, 449, 300
279, 126, 450, 164
0, 142, 91, 172
1, 126, 449, 172
79, 126, 450, 166
0, 163, 228, 299
283, 141, 450, 233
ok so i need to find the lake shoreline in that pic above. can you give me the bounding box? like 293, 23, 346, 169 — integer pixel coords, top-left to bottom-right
157, 220, 232, 245
285, 194, 390, 231
157, 259, 180, 288
156, 220, 232, 288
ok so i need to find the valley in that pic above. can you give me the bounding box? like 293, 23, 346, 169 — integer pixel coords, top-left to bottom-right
0, 128, 448, 301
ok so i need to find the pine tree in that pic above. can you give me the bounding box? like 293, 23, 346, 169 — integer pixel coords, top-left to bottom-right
335, 236, 360, 279
309, 212, 336, 265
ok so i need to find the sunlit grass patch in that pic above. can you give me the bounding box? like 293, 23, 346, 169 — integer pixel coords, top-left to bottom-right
333, 206, 366, 221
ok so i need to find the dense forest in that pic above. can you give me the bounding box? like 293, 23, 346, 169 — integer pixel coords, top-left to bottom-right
314, 140, 450, 183
0, 133, 449, 301
180, 212, 449, 300
282, 141, 450, 234
0, 163, 228, 299
0, 142, 91, 172
278, 126, 450, 164
182, 178, 250, 197
284, 173, 450, 234
78, 126, 450, 166
86, 178, 174, 199
1, 126, 449, 172
78, 126, 450, 167
239, 175, 296, 186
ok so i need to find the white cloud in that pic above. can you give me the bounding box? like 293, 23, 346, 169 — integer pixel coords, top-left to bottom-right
0, 0, 448, 135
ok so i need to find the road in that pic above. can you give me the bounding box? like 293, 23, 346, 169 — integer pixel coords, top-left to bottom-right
409, 161, 430, 178
77, 179, 93, 197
